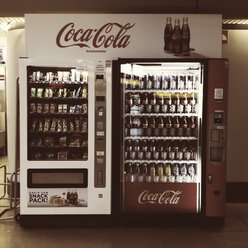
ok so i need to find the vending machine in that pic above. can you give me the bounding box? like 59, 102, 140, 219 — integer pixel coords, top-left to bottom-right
112, 58, 228, 225
19, 58, 112, 226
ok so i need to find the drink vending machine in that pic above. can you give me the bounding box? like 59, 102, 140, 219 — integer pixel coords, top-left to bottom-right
112, 58, 228, 225
19, 58, 112, 226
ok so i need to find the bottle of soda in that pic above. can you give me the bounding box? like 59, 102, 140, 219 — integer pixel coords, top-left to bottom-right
157, 163, 165, 182
190, 93, 197, 113
164, 17, 173, 52
125, 116, 132, 136
165, 163, 172, 182
181, 17, 190, 56
177, 94, 184, 114
172, 19, 182, 55
150, 163, 157, 182
139, 163, 148, 183
134, 163, 141, 182
178, 74, 186, 90
146, 75, 153, 90
168, 141, 175, 160
141, 92, 148, 114
163, 75, 170, 90
165, 116, 172, 136
125, 163, 133, 182
170, 75, 177, 90
150, 116, 156, 136
125, 92, 133, 114
172, 163, 179, 182
139, 76, 145, 90
173, 116, 180, 136
142, 116, 149, 136
154, 95, 161, 113
170, 96, 177, 114
146, 93, 153, 113
189, 116, 197, 137
161, 142, 167, 160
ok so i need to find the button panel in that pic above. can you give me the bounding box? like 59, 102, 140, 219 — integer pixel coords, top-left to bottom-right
95, 62, 106, 188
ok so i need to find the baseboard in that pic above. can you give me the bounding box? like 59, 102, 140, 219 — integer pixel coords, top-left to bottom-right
226, 182, 248, 203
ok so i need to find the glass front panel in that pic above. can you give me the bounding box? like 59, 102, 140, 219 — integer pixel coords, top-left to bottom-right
121, 62, 203, 213
27, 66, 88, 161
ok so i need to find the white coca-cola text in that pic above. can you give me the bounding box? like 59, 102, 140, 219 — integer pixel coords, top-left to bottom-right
138, 190, 182, 205
56, 22, 135, 49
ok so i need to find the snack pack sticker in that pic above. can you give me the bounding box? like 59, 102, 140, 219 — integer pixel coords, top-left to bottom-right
28, 188, 87, 207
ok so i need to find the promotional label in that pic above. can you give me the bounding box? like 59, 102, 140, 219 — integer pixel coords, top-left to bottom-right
25, 14, 222, 60
124, 182, 198, 213
28, 188, 88, 207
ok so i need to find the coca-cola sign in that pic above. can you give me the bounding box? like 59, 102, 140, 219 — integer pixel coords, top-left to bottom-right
138, 190, 182, 205
56, 22, 135, 51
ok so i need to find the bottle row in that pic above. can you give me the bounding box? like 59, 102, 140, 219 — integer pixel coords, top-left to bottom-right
30, 117, 87, 133
29, 149, 88, 161
125, 162, 197, 183
125, 92, 198, 114
29, 103, 88, 115
30, 134, 87, 149
125, 140, 197, 161
30, 86, 88, 99
125, 116, 197, 137
121, 72, 199, 91
29, 69, 88, 84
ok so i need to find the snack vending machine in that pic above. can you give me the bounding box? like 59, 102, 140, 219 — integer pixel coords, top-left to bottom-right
113, 58, 228, 225
19, 59, 112, 226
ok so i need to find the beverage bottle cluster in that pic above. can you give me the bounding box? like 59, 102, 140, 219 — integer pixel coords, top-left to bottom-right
125, 92, 197, 115
125, 162, 196, 183
125, 115, 197, 137
125, 140, 197, 161
164, 17, 190, 56
122, 73, 198, 91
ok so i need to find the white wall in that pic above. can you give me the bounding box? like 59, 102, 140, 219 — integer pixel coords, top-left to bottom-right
223, 30, 248, 182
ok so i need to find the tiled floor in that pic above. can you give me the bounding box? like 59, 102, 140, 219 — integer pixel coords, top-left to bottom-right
1, 155, 248, 248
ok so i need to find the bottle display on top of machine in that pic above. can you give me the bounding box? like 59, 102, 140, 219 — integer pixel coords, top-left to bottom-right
27, 67, 88, 161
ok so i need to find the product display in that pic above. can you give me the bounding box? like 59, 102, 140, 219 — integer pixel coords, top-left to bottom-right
27, 67, 88, 161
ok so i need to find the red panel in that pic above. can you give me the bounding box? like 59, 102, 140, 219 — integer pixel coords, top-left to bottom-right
124, 182, 198, 213
205, 59, 229, 217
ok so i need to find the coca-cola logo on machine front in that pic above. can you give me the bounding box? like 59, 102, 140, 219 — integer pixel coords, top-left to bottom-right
56, 22, 135, 52
138, 190, 182, 205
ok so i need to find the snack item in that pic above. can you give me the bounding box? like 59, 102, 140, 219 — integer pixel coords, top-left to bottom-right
43, 118, 51, 132
44, 136, 55, 147
34, 152, 42, 160
58, 104, 63, 113
43, 103, 50, 113
75, 118, 80, 132
58, 88, 63, 97
82, 85, 87, 98
50, 103, 57, 113
76, 105, 82, 114
38, 119, 43, 132
81, 119, 87, 133
45, 152, 55, 160
82, 104, 87, 114
69, 105, 76, 114
63, 88, 67, 98
82, 71, 88, 83
58, 150, 68, 160
37, 88, 43, 98
30, 88, 36, 97
69, 120, 75, 132
75, 87, 81, 98
69, 135, 81, 147
50, 118, 58, 132
31, 119, 38, 132
57, 119, 62, 132
48, 88, 54, 98
36, 137, 43, 146
63, 104, 68, 113
30, 103, 36, 113
62, 119, 68, 132
58, 136, 67, 147
37, 103, 43, 113
44, 88, 49, 98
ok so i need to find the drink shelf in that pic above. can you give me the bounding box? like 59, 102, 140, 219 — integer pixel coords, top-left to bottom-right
124, 136, 198, 140
125, 113, 198, 117
125, 90, 198, 93
29, 82, 87, 88
125, 159, 197, 164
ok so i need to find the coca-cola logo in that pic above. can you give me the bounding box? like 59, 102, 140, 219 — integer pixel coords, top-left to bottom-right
56, 22, 135, 51
138, 190, 182, 205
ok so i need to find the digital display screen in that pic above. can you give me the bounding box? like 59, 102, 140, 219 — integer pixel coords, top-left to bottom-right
28, 169, 88, 188
32, 173, 84, 184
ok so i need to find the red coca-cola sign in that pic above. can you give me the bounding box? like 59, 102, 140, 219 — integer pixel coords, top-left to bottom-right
138, 190, 182, 205
56, 22, 135, 50
124, 182, 198, 213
